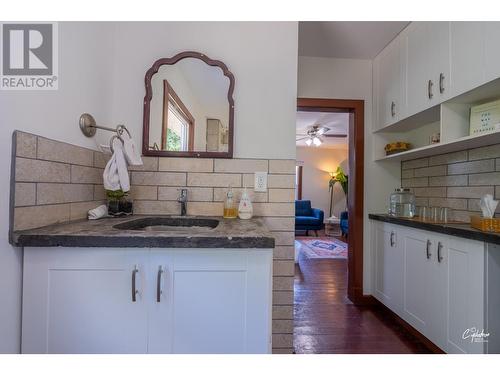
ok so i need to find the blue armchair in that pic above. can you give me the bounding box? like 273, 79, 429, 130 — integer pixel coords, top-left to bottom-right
295, 200, 324, 236
340, 211, 348, 237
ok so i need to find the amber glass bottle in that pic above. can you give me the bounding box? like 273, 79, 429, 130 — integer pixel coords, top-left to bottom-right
223, 185, 238, 218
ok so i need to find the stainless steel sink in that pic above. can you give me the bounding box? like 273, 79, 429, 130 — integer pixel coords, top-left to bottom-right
113, 217, 220, 232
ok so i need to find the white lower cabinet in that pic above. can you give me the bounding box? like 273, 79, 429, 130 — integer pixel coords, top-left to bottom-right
445, 237, 485, 354
21, 247, 273, 354
372, 221, 488, 353
373, 222, 403, 313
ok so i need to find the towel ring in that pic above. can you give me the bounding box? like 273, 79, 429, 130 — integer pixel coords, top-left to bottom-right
116, 124, 131, 139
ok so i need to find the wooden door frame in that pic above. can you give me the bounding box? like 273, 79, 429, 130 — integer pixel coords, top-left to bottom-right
297, 98, 370, 304
296, 165, 303, 200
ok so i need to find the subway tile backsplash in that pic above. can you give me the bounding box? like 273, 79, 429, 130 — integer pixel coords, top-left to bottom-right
10, 130, 295, 353
11, 132, 105, 231
402, 143, 500, 222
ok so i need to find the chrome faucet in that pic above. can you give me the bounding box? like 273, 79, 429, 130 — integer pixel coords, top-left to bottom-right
178, 188, 188, 216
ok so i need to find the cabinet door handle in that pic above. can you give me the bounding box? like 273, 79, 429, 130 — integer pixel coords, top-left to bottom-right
437, 242, 444, 263
390, 231, 395, 247
132, 265, 139, 302
391, 101, 396, 118
439, 73, 445, 94
426, 239, 432, 259
156, 266, 164, 303
428, 80, 434, 99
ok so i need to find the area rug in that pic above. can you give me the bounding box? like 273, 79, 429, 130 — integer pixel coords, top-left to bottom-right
295, 237, 348, 259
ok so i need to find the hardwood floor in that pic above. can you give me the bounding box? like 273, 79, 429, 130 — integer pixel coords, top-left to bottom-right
294, 251, 432, 354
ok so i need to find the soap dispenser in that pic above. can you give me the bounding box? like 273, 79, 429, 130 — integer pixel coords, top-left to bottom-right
223, 185, 238, 219
238, 187, 253, 219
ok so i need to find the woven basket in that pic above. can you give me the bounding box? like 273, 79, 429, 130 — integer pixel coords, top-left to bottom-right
470, 215, 500, 233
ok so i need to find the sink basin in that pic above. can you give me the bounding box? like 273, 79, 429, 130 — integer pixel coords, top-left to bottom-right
113, 217, 220, 232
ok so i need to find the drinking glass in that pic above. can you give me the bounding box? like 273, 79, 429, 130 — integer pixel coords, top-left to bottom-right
432, 207, 439, 222
440, 207, 448, 223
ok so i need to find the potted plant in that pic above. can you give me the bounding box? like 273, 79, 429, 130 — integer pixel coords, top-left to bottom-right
329, 166, 348, 216
106, 189, 132, 216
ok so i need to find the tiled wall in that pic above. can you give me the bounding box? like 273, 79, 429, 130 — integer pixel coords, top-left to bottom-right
10, 131, 296, 353
10, 131, 106, 232
401, 143, 500, 222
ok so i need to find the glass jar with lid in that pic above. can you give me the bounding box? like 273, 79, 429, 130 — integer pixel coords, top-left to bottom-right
389, 188, 416, 218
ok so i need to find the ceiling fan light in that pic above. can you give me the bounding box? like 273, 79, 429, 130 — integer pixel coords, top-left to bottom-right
313, 137, 322, 146
305, 138, 313, 146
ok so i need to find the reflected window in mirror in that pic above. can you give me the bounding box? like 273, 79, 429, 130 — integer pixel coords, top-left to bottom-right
162, 80, 194, 152
143, 51, 234, 158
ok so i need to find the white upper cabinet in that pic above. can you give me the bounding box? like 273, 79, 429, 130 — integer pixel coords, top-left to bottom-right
374, 21, 500, 131
427, 22, 451, 103
450, 22, 485, 98
404, 22, 431, 117
405, 22, 450, 116
484, 22, 500, 83
376, 37, 402, 128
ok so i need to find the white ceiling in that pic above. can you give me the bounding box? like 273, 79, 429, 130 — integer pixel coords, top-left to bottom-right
298, 21, 409, 59
296, 111, 349, 149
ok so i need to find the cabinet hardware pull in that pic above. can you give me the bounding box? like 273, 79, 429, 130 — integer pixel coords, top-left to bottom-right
390, 231, 395, 247
132, 265, 139, 302
437, 242, 444, 263
391, 101, 396, 118
426, 239, 432, 259
428, 80, 434, 99
157, 266, 164, 303
439, 73, 445, 94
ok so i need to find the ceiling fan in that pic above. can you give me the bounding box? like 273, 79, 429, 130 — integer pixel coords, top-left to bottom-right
296, 125, 347, 147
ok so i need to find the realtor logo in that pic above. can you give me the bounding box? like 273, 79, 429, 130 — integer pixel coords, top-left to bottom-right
1, 22, 58, 90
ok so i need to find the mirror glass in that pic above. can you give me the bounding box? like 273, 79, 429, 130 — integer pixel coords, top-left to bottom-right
145, 56, 232, 156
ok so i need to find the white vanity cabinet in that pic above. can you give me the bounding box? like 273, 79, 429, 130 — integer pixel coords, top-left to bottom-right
372, 220, 488, 353
21, 247, 273, 354
148, 249, 272, 354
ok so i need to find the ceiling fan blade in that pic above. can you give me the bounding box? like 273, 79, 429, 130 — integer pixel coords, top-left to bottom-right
323, 134, 348, 138
295, 136, 309, 141
316, 127, 330, 135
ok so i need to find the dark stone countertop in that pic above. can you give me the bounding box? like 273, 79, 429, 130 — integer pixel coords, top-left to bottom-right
12, 215, 275, 249
369, 213, 500, 245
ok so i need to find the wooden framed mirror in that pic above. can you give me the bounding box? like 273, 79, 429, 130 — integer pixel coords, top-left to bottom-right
142, 51, 235, 158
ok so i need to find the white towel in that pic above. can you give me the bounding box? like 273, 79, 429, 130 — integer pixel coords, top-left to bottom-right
103, 137, 130, 192
88, 204, 108, 220
121, 131, 143, 166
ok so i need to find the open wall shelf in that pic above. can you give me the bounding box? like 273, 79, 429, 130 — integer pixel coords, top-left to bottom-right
374, 77, 500, 162
375, 130, 500, 161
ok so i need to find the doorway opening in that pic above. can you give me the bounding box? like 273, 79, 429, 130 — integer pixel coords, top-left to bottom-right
295, 98, 365, 303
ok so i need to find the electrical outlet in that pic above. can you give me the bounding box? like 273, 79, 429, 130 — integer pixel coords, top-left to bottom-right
254, 172, 267, 192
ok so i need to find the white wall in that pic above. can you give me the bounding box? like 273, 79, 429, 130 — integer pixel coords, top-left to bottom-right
0, 21, 298, 353
296, 146, 348, 218
0, 22, 115, 353
297, 56, 400, 294
107, 22, 298, 160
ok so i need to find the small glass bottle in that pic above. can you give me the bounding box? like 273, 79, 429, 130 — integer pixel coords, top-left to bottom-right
238, 187, 253, 219
223, 185, 238, 219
